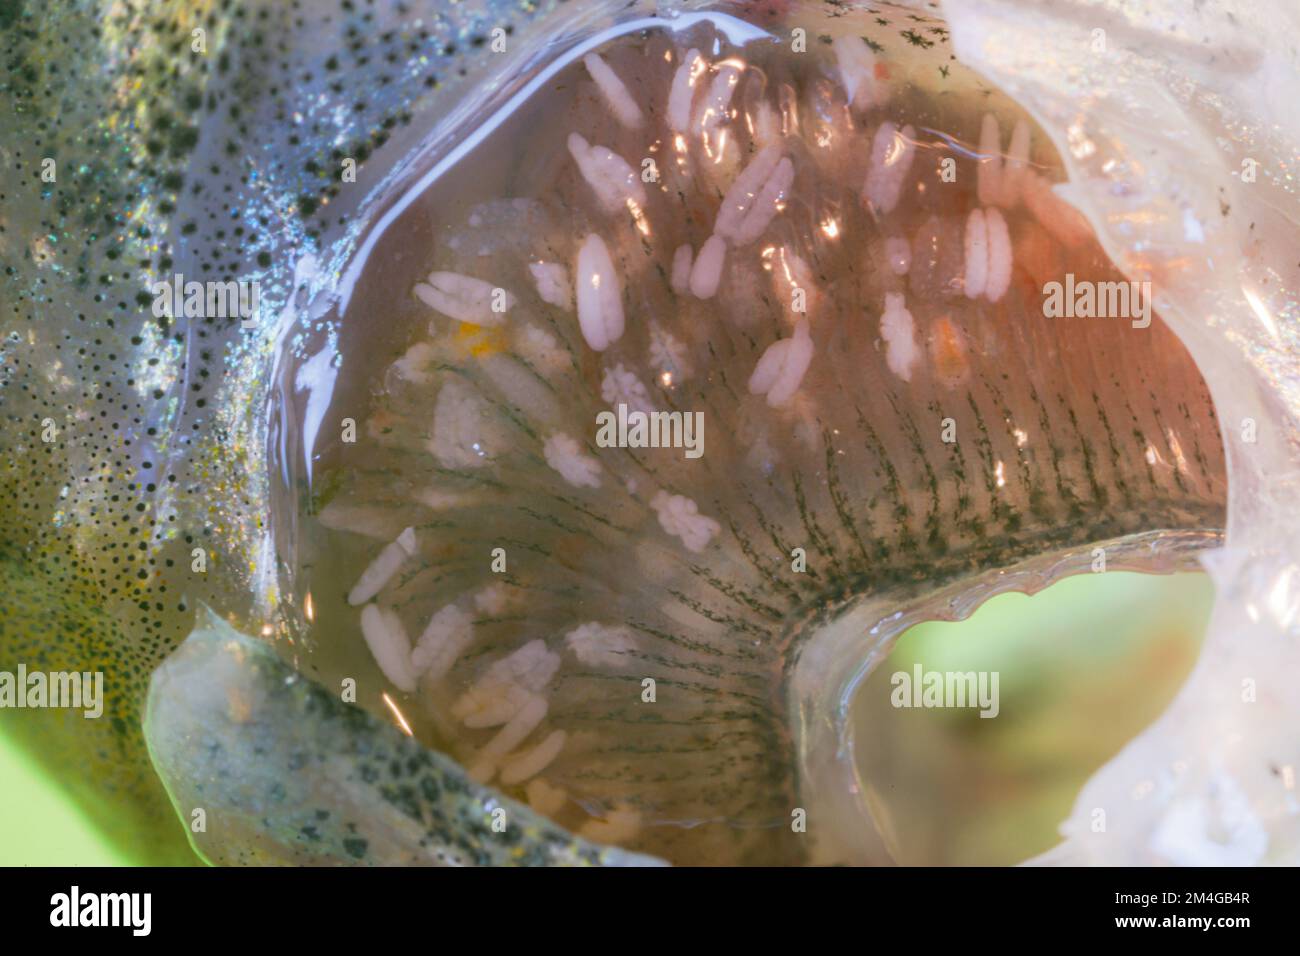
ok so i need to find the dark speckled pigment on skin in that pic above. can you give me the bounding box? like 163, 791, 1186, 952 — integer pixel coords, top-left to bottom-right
0, 0, 1225, 866
0, 0, 580, 866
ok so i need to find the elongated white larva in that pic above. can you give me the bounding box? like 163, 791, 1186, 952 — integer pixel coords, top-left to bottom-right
348, 527, 418, 606
467, 693, 549, 784
749, 319, 814, 407
983, 207, 1013, 303
667, 48, 705, 132
359, 604, 416, 693
500, 729, 568, 786
963, 208, 989, 299
567, 133, 646, 214
411, 604, 474, 680
689, 235, 727, 299
715, 145, 793, 245
864, 122, 917, 216
575, 233, 625, 351
583, 53, 643, 129
413, 272, 515, 326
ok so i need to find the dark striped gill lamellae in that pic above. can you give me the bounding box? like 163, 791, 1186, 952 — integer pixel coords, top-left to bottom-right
289, 17, 1225, 864
0, 0, 1230, 867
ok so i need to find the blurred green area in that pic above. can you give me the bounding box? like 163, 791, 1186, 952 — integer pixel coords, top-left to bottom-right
0, 730, 136, 865
853, 570, 1215, 866
1, 570, 1213, 866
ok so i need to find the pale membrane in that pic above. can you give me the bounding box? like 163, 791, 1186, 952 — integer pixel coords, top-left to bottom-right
120, 0, 1298, 868
941, 0, 1300, 866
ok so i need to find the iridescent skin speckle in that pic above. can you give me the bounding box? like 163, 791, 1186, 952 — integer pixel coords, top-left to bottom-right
0, 0, 567, 864
145, 613, 658, 866
0, 0, 1229, 866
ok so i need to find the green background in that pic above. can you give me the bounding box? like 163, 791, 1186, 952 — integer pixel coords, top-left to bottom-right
1, 570, 1213, 866
0, 733, 133, 865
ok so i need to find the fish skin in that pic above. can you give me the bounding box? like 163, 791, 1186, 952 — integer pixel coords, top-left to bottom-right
0, 0, 573, 866
0, 0, 1227, 866
145, 611, 665, 866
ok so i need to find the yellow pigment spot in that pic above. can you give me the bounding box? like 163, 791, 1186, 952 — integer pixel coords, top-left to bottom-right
929, 315, 969, 387
455, 322, 508, 358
